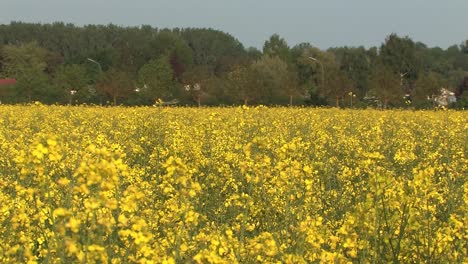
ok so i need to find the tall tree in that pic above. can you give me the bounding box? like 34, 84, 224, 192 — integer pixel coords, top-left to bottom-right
1, 22, 466, 107
180, 28, 245, 76
320, 68, 356, 107
250, 55, 293, 105
282, 69, 301, 106
246, 47, 262, 61
293, 46, 341, 105
97, 69, 134, 105
182, 65, 214, 106
54, 64, 89, 104
226, 64, 260, 105
380, 34, 420, 91
2, 42, 51, 102
368, 64, 401, 109
138, 56, 177, 104
328, 46, 371, 98
150, 30, 193, 80
263, 34, 291, 63
412, 71, 444, 107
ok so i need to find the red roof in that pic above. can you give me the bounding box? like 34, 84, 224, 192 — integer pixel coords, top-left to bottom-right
0, 79, 17, 85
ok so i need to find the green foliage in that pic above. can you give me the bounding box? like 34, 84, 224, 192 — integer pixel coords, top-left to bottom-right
291, 43, 323, 85
305, 88, 328, 106
250, 55, 292, 105
180, 28, 245, 75
0, 23, 466, 108
150, 31, 193, 81
455, 92, 468, 108
379, 33, 420, 86
412, 71, 444, 108
138, 56, 176, 104
291, 44, 341, 106
97, 69, 134, 105
254, 54, 302, 105
1, 42, 52, 102
263, 34, 291, 63
328, 46, 371, 97
368, 64, 401, 109
324, 68, 356, 107
54, 64, 89, 104
246, 47, 262, 61
226, 65, 259, 105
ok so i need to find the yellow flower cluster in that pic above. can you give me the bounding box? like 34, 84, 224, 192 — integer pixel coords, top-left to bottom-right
0, 105, 466, 263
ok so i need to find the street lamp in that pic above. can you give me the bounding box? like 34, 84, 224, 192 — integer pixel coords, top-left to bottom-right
87, 58, 103, 105
309, 56, 324, 92
69, 90, 77, 105
87, 58, 103, 73
400, 71, 408, 86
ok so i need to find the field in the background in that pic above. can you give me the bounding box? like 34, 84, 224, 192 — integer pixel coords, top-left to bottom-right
0, 105, 466, 263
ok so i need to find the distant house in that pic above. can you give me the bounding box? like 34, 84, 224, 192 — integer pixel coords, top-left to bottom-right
430, 88, 457, 107
0, 79, 17, 86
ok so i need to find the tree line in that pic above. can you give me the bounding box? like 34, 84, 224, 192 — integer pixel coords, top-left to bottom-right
0, 21, 467, 108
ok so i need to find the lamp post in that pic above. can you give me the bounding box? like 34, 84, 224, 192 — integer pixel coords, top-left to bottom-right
69, 89, 77, 105
400, 71, 408, 86
87, 58, 103, 73
309, 56, 324, 92
87, 58, 103, 105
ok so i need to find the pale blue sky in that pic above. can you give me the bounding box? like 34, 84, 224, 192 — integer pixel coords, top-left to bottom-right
1, 0, 466, 50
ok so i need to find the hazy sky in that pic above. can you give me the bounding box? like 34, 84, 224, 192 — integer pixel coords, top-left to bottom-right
1, 0, 466, 50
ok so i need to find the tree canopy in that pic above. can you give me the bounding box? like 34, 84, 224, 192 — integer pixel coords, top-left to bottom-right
0, 22, 467, 108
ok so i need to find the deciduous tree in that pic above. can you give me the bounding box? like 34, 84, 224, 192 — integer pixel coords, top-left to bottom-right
54, 64, 89, 104
369, 64, 401, 109
226, 64, 259, 105
2, 42, 51, 102
263, 34, 291, 63
138, 56, 177, 104
97, 68, 134, 105
413, 71, 444, 100
380, 34, 420, 90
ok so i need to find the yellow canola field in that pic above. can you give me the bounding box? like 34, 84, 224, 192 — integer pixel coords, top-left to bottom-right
0, 105, 466, 263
